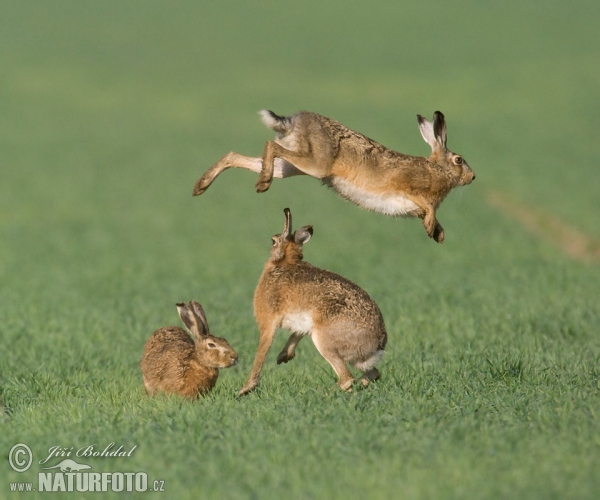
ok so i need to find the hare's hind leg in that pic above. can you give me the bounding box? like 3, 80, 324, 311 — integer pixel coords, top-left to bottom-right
194, 152, 262, 195
311, 330, 354, 391
276, 332, 305, 364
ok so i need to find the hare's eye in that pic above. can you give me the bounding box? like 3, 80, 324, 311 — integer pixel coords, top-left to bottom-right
207, 342, 217, 349
454, 156, 463, 165
271, 237, 277, 246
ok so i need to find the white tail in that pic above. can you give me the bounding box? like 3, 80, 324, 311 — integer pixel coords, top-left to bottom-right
259, 110, 292, 134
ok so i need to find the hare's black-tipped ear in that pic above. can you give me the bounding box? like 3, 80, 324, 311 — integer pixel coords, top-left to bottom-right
283, 208, 292, 238
418, 113, 446, 152
433, 111, 447, 148
189, 300, 210, 336
176, 302, 205, 338
294, 225, 313, 245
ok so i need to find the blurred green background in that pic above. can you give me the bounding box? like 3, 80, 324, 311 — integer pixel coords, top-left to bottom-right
1, 1, 599, 498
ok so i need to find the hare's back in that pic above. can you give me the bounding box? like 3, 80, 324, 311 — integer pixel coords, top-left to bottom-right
295, 265, 383, 323
141, 327, 195, 365
140, 327, 198, 393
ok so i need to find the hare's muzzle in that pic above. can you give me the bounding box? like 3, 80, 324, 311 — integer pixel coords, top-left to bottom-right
461, 165, 475, 185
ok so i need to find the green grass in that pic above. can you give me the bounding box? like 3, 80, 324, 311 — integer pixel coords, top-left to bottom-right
1, 1, 599, 498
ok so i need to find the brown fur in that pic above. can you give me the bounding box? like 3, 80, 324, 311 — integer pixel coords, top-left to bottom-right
140, 301, 237, 398
239, 209, 387, 396
193, 110, 475, 243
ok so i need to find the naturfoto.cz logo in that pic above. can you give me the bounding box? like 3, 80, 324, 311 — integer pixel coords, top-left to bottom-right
8, 442, 165, 493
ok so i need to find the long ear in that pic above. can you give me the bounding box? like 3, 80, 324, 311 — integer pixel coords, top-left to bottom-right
283, 208, 292, 238
417, 113, 445, 152
189, 301, 210, 336
176, 302, 205, 339
417, 115, 436, 151
294, 225, 313, 245
433, 111, 447, 148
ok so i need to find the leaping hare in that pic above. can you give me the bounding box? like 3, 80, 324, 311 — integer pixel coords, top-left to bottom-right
238, 208, 387, 396
140, 301, 238, 398
194, 110, 475, 243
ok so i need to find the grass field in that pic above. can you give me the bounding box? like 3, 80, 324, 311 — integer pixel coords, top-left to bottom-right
1, 1, 599, 498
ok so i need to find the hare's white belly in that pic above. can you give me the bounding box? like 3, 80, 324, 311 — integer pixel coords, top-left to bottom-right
328, 177, 419, 216
282, 312, 313, 334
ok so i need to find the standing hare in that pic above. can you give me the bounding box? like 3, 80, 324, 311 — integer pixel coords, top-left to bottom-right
194, 110, 475, 243
239, 208, 387, 396
140, 301, 238, 398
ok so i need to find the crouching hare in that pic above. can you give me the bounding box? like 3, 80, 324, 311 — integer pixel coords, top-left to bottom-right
140, 301, 238, 398
239, 208, 387, 396
194, 110, 475, 243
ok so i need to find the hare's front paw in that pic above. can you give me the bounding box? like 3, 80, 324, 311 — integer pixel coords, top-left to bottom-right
424, 215, 444, 244
359, 368, 381, 387
238, 381, 258, 397
276, 350, 295, 364
433, 222, 444, 244
255, 178, 272, 193
423, 216, 436, 238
